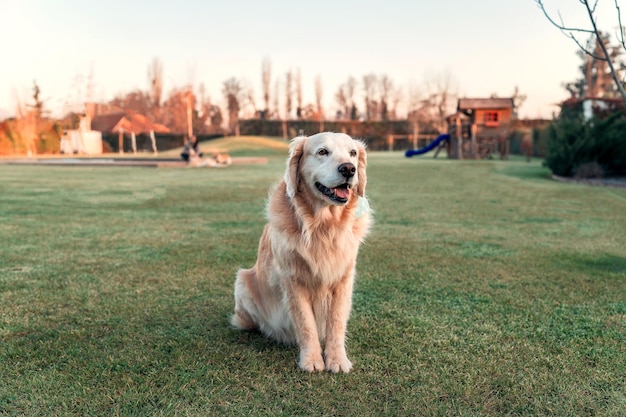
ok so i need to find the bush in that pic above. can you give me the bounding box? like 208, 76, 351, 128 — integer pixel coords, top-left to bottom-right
545, 110, 626, 177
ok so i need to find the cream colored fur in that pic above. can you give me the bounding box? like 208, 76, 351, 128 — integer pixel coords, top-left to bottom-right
231, 132, 371, 373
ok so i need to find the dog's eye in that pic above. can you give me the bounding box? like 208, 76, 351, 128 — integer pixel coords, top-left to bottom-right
350, 149, 357, 157
317, 148, 328, 156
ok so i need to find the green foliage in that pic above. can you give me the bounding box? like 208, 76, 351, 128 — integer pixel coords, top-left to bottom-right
545, 110, 626, 177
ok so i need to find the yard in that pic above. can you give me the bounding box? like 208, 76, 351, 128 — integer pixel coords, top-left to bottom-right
1, 149, 625, 416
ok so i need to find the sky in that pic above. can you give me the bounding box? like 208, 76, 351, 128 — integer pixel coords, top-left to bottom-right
1, 0, 624, 120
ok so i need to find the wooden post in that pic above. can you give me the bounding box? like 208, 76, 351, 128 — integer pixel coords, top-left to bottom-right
471, 123, 477, 159
150, 130, 158, 155
455, 116, 463, 159
118, 128, 124, 154
131, 132, 137, 155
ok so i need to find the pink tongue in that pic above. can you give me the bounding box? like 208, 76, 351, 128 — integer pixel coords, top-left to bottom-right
334, 188, 350, 199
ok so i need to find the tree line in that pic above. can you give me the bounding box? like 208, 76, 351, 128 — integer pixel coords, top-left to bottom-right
1, 56, 473, 155
99, 57, 469, 137
4, 0, 626, 157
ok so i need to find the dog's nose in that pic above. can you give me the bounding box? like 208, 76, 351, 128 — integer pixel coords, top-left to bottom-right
338, 162, 356, 178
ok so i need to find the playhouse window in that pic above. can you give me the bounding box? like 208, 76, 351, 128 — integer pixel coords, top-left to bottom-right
485, 111, 499, 125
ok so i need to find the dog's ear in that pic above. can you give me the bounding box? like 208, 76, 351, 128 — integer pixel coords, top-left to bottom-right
356, 140, 367, 197
285, 136, 306, 198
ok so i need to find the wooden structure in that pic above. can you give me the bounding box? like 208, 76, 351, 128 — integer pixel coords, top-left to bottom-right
91, 110, 169, 155
446, 97, 514, 159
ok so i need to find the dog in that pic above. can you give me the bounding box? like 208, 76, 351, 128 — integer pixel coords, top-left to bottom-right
231, 132, 372, 373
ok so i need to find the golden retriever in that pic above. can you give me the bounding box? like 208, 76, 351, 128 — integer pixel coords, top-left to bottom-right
231, 132, 372, 373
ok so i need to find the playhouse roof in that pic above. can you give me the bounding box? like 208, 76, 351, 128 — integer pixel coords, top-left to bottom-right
458, 98, 514, 111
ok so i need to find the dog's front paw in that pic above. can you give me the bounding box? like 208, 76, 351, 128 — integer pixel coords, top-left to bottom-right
299, 350, 325, 372
325, 354, 352, 373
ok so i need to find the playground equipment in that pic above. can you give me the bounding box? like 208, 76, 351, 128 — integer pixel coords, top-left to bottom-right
405, 98, 515, 160
405, 134, 450, 157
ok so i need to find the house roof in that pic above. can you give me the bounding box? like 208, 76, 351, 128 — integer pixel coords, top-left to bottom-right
91, 112, 126, 132
458, 98, 514, 110
91, 111, 170, 134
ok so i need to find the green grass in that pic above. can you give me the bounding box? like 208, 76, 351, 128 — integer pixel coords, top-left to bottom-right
159, 135, 291, 158
0, 152, 625, 416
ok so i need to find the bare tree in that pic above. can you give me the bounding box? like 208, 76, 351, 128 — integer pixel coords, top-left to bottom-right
64, 72, 84, 114
379, 75, 395, 121
222, 77, 244, 136
296, 68, 303, 119
243, 81, 257, 118
390, 87, 403, 120
335, 77, 357, 120
285, 70, 293, 120
315, 75, 324, 130
261, 57, 272, 119
109, 90, 152, 115
422, 71, 458, 132
161, 87, 193, 135
536, 0, 626, 101
511, 85, 527, 118
363, 74, 378, 120
273, 79, 281, 120
406, 85, 430, 134
196, 82, 212, 133
563, 32, 625, 98
209, 104, 223, 130
30, 80, 44, 120
148, 57, 164, 122
86, 63, 95, 104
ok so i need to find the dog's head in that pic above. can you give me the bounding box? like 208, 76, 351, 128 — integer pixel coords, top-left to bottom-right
285, 132, 367, 205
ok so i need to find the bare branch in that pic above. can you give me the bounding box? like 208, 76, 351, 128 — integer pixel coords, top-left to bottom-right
568, 31, 608, 60
537, 1, 594, 34
537, 0, 626, 101
615, 0, 626, 50
582, 0, 626, 99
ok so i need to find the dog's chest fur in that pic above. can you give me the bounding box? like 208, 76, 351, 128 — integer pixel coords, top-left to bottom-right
267, 181, 369, 286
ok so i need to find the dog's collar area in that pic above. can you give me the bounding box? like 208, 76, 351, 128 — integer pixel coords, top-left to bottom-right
315, 182, 350, 204
356, 196, 370, 218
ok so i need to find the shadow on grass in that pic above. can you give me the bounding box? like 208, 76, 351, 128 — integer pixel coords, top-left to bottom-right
497, 162, 552, 182
229, 326, 293, 353
575, 253, 626, 274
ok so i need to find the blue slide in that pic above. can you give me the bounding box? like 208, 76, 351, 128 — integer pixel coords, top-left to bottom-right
405, 134, 450, 157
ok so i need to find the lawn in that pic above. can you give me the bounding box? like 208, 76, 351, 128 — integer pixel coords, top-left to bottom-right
0, 150, 625, 416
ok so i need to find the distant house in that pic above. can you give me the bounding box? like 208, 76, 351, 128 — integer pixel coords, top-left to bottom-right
560, 96, 624, 120
91, 111, 170, 135
90, 109, 169, 154
58, 112, 104, 155
446, 97, 515, 159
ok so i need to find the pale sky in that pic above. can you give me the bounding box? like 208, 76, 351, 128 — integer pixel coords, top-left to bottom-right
1, 0, 624, 120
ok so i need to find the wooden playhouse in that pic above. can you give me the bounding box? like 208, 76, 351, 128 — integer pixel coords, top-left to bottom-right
446, 97, 514, 159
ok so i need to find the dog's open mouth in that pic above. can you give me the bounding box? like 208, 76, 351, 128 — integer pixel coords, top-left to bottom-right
315, 182, 351, 203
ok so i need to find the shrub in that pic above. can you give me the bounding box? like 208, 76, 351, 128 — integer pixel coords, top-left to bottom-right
545, 110, 626, 177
